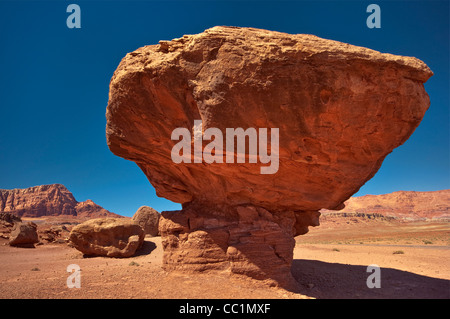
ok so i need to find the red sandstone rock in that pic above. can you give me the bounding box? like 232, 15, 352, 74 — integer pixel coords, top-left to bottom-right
159, 203, 297, 286
38, 225, 70, 244
323, 190, 450, 221
68, 218, 144, 257
106, 26, 433, 285
294, 211, 321, 236
106, 26, 432, 212
132, 206, 160, 236
9, 222, 39, 247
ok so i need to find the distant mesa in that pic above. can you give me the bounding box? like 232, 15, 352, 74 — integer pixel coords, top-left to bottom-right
323, 189, 450, 221
0, 184, 121, 219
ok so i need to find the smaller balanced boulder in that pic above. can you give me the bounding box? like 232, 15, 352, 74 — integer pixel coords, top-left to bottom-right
9, 222, 39, 247
132, 206, 160, 237
68, 218, 144, 257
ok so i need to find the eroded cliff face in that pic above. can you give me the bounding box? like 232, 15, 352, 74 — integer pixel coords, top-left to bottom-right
106, 26, 432, 285
0, 184, 78, 217
0, 184, 119, 218
325, 190, 450, 221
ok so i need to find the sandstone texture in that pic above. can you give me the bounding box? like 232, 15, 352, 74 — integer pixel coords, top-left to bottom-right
106, 26, 432, 211
38, 225, 70, 244
106, 26, 433, 284
68, 218, 145, 257
132, 206, 160, 236
0, 184, 120, 218
159, 203, 300, 286
9, 222, 39, 247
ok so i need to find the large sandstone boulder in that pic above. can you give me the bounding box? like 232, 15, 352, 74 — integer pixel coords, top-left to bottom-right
106, 26, 432, 285
68, 218, 144, 257
9, 222, 39, 247
323, 190, 450, 221
132, 206, 160, 236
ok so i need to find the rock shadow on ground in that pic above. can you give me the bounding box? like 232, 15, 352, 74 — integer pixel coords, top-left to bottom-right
290, 259, 450, 299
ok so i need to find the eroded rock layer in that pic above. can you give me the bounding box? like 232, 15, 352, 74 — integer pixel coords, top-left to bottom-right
159, 203, 301, 286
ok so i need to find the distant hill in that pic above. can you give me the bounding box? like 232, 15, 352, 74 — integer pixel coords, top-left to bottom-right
322, 190, 450, 221
0, 184, 121, 218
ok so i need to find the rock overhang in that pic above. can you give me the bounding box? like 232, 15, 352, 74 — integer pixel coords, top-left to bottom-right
106, 26, 432, 213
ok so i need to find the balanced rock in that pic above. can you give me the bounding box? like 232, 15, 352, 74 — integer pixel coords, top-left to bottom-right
68, 218, 144, 257
106, 26, 432, 285
9, 222, 39, 247
132, 206, 160, 236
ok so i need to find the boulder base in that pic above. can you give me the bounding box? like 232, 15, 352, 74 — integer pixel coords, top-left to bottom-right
159, 204, 320, 286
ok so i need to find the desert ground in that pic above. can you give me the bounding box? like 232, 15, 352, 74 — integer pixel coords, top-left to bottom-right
0, 216, 448, 299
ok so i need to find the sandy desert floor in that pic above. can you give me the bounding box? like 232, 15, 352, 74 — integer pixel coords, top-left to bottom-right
0, 219, 448, 299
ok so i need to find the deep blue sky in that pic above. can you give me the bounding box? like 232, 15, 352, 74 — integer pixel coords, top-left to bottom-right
0, 1, 448, 217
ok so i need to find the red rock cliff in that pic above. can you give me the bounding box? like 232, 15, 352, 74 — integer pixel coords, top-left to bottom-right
0, 184, 120, 218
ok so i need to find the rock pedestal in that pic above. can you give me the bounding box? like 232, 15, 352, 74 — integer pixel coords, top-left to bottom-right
159, 203, 321, 286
